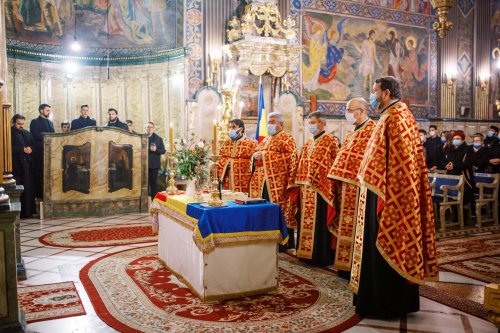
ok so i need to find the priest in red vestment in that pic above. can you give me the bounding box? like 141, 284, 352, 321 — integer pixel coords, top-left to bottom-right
328, 98, 376, 277
249, 112, 297, 249
290, 111, 339, 266
217, 119, 257, 193
352, 76, 438, 318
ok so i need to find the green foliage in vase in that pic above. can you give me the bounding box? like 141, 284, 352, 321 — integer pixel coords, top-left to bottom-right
173, 134, 210, 181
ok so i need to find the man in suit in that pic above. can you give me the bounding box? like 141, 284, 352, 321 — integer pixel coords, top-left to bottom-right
30, 103, 55, 199
106, 108, 128, 130
11, 114, 36, 218
147, 122, 166, 199
71, 104, 96, 131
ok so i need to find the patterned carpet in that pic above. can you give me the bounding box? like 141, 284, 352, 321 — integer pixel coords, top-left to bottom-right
437, 233, 500, 264
39, 223, 157, 247
80, 246, 360, 333
441, 256, 500, 283
18, 282, 86, 323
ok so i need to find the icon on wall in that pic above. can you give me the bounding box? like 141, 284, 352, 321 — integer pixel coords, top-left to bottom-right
108, 141, 133, 192
62, 143, 91, 194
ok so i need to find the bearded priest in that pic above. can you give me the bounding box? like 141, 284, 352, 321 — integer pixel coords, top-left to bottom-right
351, 76, 438, 318
217, 119, 257, 193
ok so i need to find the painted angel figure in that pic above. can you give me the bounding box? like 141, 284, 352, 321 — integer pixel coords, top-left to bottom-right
318, 18, 348, 84
302, 15, 328, 92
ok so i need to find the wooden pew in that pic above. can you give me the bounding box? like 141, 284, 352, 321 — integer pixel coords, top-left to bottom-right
429, 173, 465, 232
474, 173, 499, 228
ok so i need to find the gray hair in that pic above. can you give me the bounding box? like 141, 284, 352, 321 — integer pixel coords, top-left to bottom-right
308, 111, 326, 123
268, 112, 284, 124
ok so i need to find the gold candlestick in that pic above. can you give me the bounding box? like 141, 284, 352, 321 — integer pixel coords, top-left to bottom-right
166, 154, 178, 195
208, 155, 223, 206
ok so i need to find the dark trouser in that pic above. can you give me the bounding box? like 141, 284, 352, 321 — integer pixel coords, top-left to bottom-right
297, 192, 333, 266
262, 182, 295, 249
13, 161, 35, 218
148, 168, 159, 199
33, 151, 44, 199
354, 190, 419, 318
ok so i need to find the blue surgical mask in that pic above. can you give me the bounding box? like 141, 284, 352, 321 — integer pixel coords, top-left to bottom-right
487, 131, 494, 137
440, 137, 446, 143
452, 139, 462, 147
268, 124, 277, 136
369, 93, 380, 109
473, 143, 482, 148
229, 129, 240, 139
308, 124, 318, 134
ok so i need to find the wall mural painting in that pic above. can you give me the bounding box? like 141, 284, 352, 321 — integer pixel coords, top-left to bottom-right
301, 12, 430, 106
62, 143, 91, 194
5, 0, 183, 49
108, 142, 133, 193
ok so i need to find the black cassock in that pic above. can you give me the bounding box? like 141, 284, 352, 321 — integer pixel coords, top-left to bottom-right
30, 116, 55, 198
11, 126, 36, 218
354, 190, 420, 318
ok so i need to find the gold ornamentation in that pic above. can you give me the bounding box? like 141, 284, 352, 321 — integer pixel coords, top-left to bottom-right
429, 0, 454, 39
166, 154, 178, 194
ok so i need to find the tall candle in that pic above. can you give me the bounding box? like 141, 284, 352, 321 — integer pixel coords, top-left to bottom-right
169, 122, 174, 152
213, 119, 217, 154
310, 94, 317, 112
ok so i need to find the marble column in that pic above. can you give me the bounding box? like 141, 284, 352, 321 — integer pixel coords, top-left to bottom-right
0, 201, 26, 331
3, 186, 26, 280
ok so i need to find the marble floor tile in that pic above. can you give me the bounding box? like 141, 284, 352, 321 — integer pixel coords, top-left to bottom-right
22, 247, 66, 258
439, 271, 487, 286
406, 311, 467, 332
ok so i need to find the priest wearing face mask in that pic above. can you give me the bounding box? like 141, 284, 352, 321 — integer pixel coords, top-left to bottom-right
442, 131, 475, 205
287, 111, 339, 266
328, 97, 376, 277
217, 119, 257, 193
250, 112, 298, 250
351, 76, 438, 318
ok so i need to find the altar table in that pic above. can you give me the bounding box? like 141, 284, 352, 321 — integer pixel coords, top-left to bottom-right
151, 194, 288, 302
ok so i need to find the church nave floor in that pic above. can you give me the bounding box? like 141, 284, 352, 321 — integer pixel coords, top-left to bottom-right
16, 214, 498, 333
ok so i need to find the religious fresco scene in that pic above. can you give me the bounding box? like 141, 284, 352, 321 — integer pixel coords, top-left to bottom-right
4, 0, 184, 49
302, 11, 429, 106
0, 1, 499, 333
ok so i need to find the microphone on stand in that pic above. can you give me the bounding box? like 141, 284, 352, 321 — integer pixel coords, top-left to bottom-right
217, 178, 222, 200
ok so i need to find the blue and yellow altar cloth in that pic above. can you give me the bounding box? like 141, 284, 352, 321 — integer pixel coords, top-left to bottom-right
151, 193, 289, 253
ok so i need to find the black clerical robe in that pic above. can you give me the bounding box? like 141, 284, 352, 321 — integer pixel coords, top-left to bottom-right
30, 116, 55, 198
11, 126, 36, 218
71, 116, 96, 131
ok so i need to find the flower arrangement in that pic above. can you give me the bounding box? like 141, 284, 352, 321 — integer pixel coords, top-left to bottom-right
173, 135, 210, 181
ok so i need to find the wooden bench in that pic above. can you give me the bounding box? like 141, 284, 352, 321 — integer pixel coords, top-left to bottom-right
429, 173, 465, 232
474, 173, 499, 228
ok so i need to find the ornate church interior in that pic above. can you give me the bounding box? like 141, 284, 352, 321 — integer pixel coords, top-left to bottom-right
0, 0, 499, 332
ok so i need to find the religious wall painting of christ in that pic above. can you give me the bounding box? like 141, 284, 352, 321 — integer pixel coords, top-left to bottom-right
301, 12, 430, 106
108, 142, 133, 193
62, 143, 91, 194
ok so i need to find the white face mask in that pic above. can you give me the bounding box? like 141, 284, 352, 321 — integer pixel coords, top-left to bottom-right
345, 112, 357, 125
429, 130, 436, 137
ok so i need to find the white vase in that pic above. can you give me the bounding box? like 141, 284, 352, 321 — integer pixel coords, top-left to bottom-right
186, 179, 196, 197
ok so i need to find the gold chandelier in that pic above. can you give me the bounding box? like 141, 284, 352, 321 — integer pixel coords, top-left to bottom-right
224, 0, 300, 77
430, 0, 454, 39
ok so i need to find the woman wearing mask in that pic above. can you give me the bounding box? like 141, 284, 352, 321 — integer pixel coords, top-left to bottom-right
442, 131, 475, 207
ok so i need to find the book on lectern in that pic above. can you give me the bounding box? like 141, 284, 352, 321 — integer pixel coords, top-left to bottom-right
234, 198, 267, 205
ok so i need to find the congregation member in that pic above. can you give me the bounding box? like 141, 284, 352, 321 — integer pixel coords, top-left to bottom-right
484, 125, 499, 148
11, 114, 35, 218
30, 103, 55, 199
217, 119, 256, 193
70, 104, 96, 131
419, 129, 427, 160
146, 122, 166, 199
328, 97, 375, 278
352, 76, 438, 318
106, 108, 128, 130
488, 136, 500, 174
442, 131, 475, 206
249, 112, 297, 250
471, 133, 489, 173
290, 111, 339, 266
424, 125, 443, 171
60, 121, 70, 133
126, 120, 135, 132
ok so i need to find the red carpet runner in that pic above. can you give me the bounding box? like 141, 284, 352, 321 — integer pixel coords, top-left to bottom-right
80, 246, 360, 332
18, 281, 86, 323
39, 223, 157, 248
